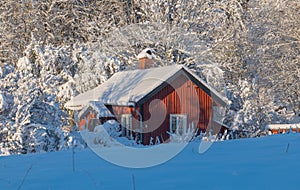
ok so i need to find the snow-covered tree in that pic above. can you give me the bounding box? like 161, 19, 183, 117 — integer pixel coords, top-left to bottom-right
0, 38, 85, 154
0, 0, 299, 154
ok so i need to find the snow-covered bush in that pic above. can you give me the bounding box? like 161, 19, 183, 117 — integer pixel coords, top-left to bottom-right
94, 120, 121, 138
81, 120, 141, 147
168, 124, 200, 143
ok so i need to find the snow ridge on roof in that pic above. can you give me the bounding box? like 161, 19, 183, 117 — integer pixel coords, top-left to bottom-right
65, 65, 228, 110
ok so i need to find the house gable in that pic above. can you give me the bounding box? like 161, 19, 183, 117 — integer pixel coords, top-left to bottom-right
136, 67, 227, 107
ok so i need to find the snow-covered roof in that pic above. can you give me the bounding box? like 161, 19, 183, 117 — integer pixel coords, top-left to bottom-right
65, 65, 228, 110
265, 123, 300, 130
78, 101, 114, 119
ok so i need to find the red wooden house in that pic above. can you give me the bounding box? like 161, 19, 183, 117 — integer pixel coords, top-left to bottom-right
65, 63, 228, 145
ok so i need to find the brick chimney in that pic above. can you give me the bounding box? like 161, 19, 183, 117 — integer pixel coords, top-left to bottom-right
137, 48, 155, 69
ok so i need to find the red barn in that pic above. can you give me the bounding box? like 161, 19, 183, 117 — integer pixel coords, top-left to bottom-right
65, 64, 228, 144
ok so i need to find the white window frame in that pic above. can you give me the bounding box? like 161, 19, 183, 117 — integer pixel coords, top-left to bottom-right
170, 114, 187, 136
121, 114, 133, 138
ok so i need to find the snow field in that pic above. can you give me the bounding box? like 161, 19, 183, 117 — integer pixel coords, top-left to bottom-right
1, 133, 300, 190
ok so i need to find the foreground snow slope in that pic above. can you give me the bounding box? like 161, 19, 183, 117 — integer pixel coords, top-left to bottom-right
1, 134, 300, 190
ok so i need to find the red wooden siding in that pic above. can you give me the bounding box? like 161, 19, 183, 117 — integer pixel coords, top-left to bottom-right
78, 107, 97, 131
142, 74, 212, 144
77, 106, 114, 131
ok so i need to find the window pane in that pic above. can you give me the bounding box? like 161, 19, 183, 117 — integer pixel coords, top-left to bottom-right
170, 114, 187, 136
121, 114, 132, 138
171, 116, 177, 133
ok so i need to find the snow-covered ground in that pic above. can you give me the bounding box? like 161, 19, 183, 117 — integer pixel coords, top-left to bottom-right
1, 134, 300, 190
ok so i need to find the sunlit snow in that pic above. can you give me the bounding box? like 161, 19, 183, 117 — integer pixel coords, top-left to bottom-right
1, 134, 300, 190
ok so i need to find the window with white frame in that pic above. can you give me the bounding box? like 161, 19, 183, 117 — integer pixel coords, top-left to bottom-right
170, 114, 187, 136
121, 114, 133, 138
